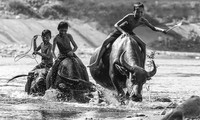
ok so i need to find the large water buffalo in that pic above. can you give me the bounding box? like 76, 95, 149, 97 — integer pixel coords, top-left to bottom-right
89, 35, 157, 103
46, 56, 96, 103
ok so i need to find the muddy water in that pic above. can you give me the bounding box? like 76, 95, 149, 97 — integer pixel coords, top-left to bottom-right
0, 57, 200, 120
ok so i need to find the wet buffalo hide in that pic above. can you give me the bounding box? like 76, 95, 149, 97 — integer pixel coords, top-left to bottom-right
47, 56, 95, 103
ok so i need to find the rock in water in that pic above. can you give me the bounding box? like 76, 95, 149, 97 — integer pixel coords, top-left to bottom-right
161, 95, 200, 120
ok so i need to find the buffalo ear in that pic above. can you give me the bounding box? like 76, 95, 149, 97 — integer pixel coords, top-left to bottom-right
115, 64, 127, 76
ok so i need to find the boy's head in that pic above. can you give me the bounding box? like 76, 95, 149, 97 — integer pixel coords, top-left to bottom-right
57, 21, 69, 36
41, 29, 51, 43
133, 2, 144, 18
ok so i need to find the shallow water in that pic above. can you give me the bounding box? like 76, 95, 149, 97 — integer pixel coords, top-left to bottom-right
1, 58, 200, 119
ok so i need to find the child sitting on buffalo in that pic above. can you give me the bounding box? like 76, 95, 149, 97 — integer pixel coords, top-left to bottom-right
88, 2, 167, 68
26, 29, 53, 94
50, 21, 88, 89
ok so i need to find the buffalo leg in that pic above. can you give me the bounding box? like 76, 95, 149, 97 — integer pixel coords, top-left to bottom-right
110, 73, 125, 104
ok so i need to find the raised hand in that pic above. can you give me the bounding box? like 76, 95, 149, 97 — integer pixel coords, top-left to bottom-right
33, 35, 38, 40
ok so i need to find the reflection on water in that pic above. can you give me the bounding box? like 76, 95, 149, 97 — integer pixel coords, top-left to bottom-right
39, 110, 131, 120
77, 109, 133, 120
0, 102, 134, 120
40, 110, 80, 120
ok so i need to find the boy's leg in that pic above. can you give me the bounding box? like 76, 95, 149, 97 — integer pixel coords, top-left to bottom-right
132, 35, 146, 68
51, 55, 67, 88
87, 45, 106, 67
45, 68, 52, 89
44, 63, 53, 74
88, 33, 121, 67
51, 59, 62, 88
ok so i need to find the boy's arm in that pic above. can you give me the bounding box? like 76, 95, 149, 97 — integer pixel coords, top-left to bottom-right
35, 44, 41, 51
114, 14, 129, 34
68, 34, 78, 53
33, 35, 39, 51
33, 44, 41, 55
52, 37, 57, 59
142, 18, 166, 33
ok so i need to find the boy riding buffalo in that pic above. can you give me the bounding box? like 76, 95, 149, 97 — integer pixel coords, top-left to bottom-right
88, 2, 167, 68
26, 29, 53, 94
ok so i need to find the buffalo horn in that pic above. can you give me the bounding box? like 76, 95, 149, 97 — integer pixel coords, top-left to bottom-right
120, 51, 134, 72
147, 60, 157, 78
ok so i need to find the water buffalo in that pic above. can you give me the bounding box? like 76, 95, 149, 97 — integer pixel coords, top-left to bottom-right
8, 56, 95, 103
46, 56, 96, 103
8, 57, 95, 103
26, 68, 48, 95
8, 68, 48, 96
89, 35, 157, 103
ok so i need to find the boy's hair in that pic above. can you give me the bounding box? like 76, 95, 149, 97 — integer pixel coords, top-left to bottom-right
42, 29, 51, 38
57, 21, 69, 30
133, 2, 144, 11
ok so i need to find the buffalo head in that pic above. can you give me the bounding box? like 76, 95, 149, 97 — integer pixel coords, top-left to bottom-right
119, 51, 157, 102
30, 69, 47, 95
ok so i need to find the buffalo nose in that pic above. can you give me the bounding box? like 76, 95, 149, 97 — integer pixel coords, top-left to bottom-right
58, 83, 66, 89
132, 94, 142, 102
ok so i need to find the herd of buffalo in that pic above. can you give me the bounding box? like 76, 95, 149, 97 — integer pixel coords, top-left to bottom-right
7, 35, 200, 119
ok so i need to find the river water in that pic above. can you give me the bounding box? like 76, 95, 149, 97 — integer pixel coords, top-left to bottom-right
0, 57, 200, 120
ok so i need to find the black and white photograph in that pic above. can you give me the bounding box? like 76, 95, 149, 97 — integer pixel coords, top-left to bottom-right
0, 0, 200, 119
